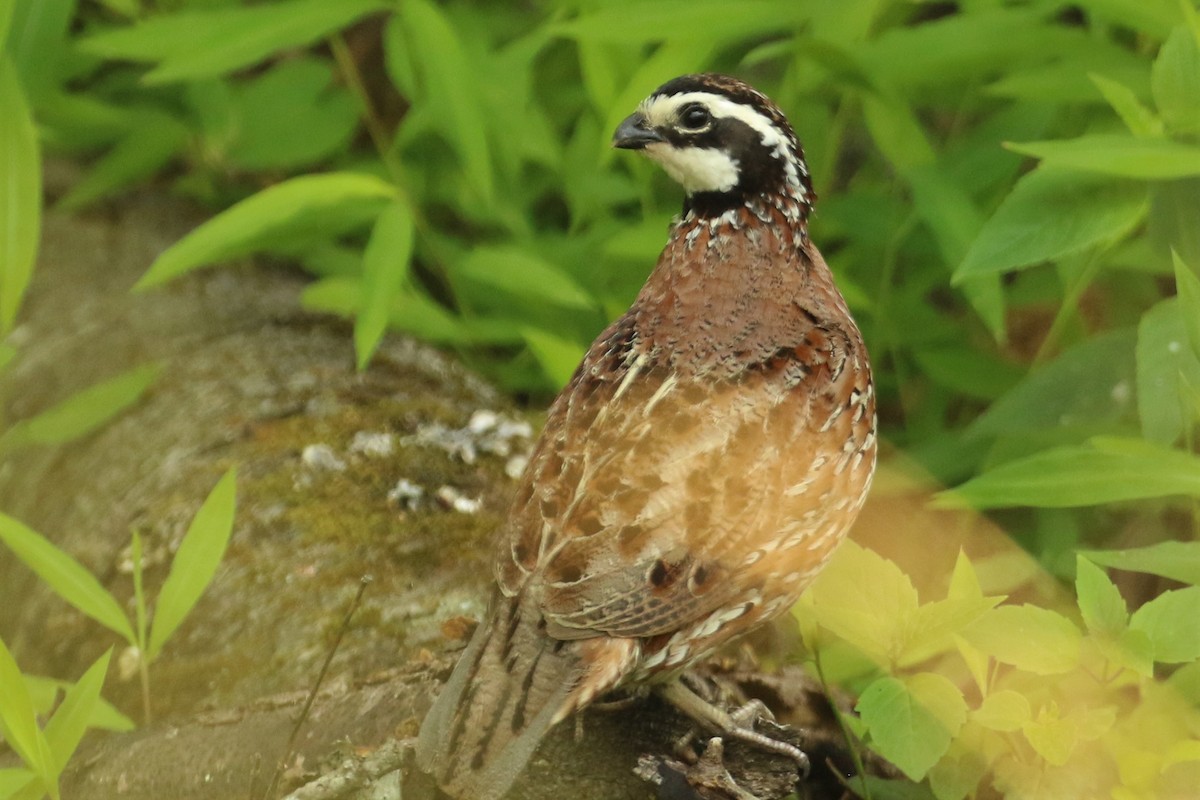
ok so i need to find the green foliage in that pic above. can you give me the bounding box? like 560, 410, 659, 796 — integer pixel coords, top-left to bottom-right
0, 469, 238, 724
0, 363, 161, 455
800, 541, 1200, 799
0, 642, 113, 800
0, 49, 40, 335
4, 1, 1200, 796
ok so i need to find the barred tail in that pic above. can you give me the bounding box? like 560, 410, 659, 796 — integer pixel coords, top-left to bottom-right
415, 592, 584, 800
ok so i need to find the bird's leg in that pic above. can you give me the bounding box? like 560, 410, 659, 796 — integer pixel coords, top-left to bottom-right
658, 679, 811, 777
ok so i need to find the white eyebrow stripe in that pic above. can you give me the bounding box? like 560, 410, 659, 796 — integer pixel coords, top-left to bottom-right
643, 91, 789, 150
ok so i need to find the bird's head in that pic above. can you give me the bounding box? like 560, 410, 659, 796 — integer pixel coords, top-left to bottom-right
613, 73, 813, 217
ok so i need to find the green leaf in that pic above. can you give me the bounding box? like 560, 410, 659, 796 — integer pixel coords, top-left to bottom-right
1136, 298, 1200, 444
1022, 706, 1079, 766
969, 329, 1136, 437
1129, 586, 1200, 664
521, 328, 586, 389
0, 2, 13, 47
1152, 26, 1200, 136
857, 673, 967, 780
942, 439, 1200, 509
973, 689, 1031, 732
962, 604, 1081, 674
0, 514, 135, 643
42, 650, 111, 776
0, 54, 40, 335
0, 770, 37, 798
862, 93, 934, 176
555, 0, 813, 45
80, 0, 389, 84
148, 468, 238, 660
1, 363, 161, 452
22, 675, 133, 733
1174, 252, 1200, 358
0, 638, 54, 794
135, 172, 396, 290
1083, 540, 1200, 585
224, 58, 359, 171
804, 540, 919, 666
1007, 135, 1200, 179
355, 201, 415, 370
954, 168, 1146, 281
1075, 556, 1127, 636
1090, 73, 1162, 138
57, 111, 187, 211
6, 0, 77, 104
395, 0, 493, 202
457, 247, 596, 311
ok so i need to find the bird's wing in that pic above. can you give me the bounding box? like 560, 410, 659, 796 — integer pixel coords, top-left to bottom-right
497, 324, 872, 641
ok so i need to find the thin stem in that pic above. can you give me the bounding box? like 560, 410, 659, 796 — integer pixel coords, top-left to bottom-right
264, 576, 372, 800
811, 649, 871, 800
329, 34, 406, 186
131, 529, 152, 724
1031, 253, 1102, 368
139, 658, 152, 726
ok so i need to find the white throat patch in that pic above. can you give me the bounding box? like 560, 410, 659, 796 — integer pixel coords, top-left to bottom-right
644, 143, 740, 194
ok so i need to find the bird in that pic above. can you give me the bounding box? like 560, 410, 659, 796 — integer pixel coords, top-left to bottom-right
416, 72, 877, 800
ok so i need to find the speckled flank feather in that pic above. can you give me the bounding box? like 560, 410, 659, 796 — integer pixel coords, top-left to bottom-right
418, 73, 876, 799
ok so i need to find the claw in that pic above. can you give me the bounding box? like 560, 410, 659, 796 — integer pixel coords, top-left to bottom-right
658, 679, 811, 779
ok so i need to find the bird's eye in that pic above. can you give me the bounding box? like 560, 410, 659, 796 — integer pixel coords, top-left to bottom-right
679, 104, 711, 130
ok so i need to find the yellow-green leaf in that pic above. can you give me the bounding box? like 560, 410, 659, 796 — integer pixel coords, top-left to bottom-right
857, 673, 967, 780
42, 650, 111, 776
1129, 586, 1200, 663
973, 689, 1031, 732
1075, 555, 1128, 636
148, 468, 238, 660
963, 604, 1081, 674
0, 637, 54, 795
354, 200, 414, 370
1, 363, 161, 453
135, 172, 395, 290
0, 54, 41, 335
0, 514, 135, 643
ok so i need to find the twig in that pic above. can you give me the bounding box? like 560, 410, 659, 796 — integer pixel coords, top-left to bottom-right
264, 575, 373, 799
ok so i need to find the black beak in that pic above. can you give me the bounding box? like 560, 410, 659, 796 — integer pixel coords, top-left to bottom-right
612, 113, 664, 149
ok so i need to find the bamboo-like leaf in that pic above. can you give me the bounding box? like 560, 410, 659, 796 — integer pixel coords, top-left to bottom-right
955, 168, 1146, 281
1083, 540, 1200, 586
1173, 251, 1200, 358
1, 363, 161, 453
0, 514, 135, 643
148, 468, 238, 660
521, 328, 586, 388
457, 247, 595, 311
57, 111, 188, 211
0, 55, 41, 335
80, 0, 389, 84
1006, 134, 1200, 179
0, 770, 38, 798
0, 638, 54, 796
941, 439, 1200, 509
396, 0, 494, 201
43, 650, 112, 776
22, 674, 134, 733
135, 173, 396, 290
355, 201, 414, 370
1090, 73, 1161, 137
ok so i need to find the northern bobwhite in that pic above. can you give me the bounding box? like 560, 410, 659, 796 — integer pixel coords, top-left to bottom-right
416, 73, 877, 799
